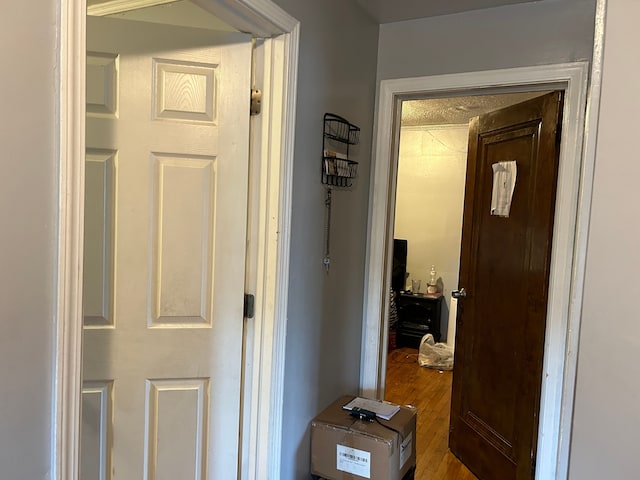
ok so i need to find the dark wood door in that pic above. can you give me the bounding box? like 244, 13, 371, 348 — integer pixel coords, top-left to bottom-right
449, 92, 564, 480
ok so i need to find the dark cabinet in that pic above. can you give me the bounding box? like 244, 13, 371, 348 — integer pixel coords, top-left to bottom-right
396, 293, 443, 348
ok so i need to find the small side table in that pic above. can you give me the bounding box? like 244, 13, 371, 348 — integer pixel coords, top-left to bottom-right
396, 292, 443, 348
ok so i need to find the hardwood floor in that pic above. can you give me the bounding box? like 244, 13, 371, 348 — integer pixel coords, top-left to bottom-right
385, 347, 477, 480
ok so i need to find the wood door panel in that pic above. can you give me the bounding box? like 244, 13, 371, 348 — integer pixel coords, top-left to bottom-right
463, 125, 541, 443
450, 92, 563, 480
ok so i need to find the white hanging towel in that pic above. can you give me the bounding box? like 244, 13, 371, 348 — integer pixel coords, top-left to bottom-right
491, 161, 517, 217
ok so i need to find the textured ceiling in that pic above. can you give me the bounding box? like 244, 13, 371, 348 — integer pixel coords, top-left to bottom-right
401, 92, 547, 126
355, 0, 540, 23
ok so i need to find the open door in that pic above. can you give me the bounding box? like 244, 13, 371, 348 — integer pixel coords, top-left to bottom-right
82, 16, 252, 479
449, 92, 564, 480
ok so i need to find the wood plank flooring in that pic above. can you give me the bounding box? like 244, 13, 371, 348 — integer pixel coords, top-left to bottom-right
385, 347, 477, 480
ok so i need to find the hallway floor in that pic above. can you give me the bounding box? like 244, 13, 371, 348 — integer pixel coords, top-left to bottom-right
385, 347, 477, 480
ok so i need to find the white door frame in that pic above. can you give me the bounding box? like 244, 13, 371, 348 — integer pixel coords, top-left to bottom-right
360, 58, 605, 480
54, 1, 299, 479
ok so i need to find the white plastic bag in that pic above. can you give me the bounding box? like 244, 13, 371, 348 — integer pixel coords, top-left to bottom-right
418, 334, 454, 370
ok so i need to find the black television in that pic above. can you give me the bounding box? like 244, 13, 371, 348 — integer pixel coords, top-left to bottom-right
391, 239, 407, 293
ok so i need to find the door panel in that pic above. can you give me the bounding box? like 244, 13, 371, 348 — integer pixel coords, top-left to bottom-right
82, 16, 252, 479
83, 149, 116, 328
81, 381, 113, 480
449, 92, 563, 480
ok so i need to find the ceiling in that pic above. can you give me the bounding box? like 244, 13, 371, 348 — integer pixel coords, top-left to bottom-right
354, 0, 541, 23
88, 0, 543, 28
88, 0, 235, 30
401, 92, 547, 126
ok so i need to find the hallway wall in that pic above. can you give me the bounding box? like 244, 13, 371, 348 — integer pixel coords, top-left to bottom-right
271, 1, 379, 478
377, 0, 596, 81
568, 1, 640, 477
0, 1, 57, 477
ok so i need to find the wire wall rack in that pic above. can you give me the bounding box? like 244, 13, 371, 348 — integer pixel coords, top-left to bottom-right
322, 113, 360, 188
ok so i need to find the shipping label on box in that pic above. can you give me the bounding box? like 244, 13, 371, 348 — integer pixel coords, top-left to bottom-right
337, 444, 371, 478
400, 431, 413, 469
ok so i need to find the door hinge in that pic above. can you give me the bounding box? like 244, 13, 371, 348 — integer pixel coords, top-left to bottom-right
250, 88, 262, 116
244, 293, 255, 319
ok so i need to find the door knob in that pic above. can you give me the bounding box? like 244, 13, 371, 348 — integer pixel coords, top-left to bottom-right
451, 288, 467, 299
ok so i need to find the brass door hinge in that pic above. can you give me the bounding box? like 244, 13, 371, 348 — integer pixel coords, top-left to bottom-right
250, 88, 262, 116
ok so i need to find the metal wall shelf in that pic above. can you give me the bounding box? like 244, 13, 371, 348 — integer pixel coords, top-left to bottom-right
322, 113, 360, 187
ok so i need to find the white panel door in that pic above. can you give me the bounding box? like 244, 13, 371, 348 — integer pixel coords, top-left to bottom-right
82, 16, 251, 479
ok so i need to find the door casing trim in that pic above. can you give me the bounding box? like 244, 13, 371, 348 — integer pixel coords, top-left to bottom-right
54, 1, 298, 479
360, 60, 601, 479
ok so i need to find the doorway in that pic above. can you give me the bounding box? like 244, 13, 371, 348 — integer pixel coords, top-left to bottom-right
55, 1, 299, 479
361, 63, 591, 480
390, 92, 546, 350
385, 91, 554, 480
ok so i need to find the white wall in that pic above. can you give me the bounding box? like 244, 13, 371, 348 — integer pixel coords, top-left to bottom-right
271, 1, 379, 478
377, 0, 596, 81
394, 125, 468, 342
568, 1, 640, 477
0, 1, 57, 478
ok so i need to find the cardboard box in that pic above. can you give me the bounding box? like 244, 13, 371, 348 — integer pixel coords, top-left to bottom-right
311, 395, 417, 480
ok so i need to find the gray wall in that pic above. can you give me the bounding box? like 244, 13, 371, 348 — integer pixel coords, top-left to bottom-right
377, 0, 596, 80
569, 1, 640, 477
271, 0, 378, 478
0, 1, 57, 478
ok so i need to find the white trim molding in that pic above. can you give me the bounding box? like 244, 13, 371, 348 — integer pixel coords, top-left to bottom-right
554, 1, 607, 478
194, 0, 293, 37
54, 1, 298, 479
361, 61, 602, 480
241, 26, 299, 480
87, 0, 176, 16
54, 1, 86, 479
